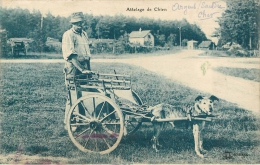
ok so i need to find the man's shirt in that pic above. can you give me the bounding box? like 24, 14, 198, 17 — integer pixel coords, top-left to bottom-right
62, 28, 91, 61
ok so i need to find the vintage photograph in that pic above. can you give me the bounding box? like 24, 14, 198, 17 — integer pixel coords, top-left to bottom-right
0, 0, 259, 164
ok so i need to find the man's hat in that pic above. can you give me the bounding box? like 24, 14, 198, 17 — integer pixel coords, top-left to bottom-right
70, 12, 84, 23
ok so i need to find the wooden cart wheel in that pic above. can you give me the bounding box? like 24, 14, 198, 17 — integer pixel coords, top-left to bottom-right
66, 94, 124, 154
124, 91, 143, 135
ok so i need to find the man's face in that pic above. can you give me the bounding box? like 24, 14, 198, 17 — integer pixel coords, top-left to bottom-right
72, 21, 84, 32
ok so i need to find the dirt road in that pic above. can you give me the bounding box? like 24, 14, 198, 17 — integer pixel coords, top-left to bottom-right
1, 50, 259, 114
94, 50, 260, 115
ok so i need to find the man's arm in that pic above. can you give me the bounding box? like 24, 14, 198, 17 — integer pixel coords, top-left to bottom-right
70, 54, 92, 74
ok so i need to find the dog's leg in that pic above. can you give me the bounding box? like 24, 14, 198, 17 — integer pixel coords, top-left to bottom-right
199, 122, 207, 154
152, 122, 162, 152
156, 122, 166, 147
199, 132, 207, 154
193, 124, 204, 158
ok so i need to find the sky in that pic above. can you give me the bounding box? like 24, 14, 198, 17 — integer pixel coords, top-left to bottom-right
2, 0, 227, 42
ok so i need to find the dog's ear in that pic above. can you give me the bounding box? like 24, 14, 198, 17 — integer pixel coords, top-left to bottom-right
209, 95, 219, 102
195, 95, 203, 101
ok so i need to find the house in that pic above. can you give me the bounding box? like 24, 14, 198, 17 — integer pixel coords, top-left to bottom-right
222, 42, 232, 50
198, 41, 216, 50
221, 42, 242, 50
129, 28, 154, 46
187, 40, 198, 50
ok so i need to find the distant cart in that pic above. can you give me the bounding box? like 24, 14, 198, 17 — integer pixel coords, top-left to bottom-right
8, 38, 33, 56
65, 71, 215, 154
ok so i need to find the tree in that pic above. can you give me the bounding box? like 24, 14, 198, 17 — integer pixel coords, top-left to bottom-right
154, 34, 166, 47
95, 15, 112, 39
182, 39, 189, 47
167, 33, 177, 47
217, 0, 259, 49
0, 7, 208, 52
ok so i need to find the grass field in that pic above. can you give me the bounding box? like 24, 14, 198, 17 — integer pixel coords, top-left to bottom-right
0, 63, 260, 164
214, 67, 260, 82
1, 49, 180, 60
198, 50, 260, 58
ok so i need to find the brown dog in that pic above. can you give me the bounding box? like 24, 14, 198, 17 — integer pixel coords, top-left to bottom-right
149, 95, 219, 158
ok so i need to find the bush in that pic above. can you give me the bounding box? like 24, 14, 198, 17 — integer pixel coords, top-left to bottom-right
27, 41, 41, 52
45, 41, 62, 53
43, 45, 62, 53
91, 41, 113, 54
249, 50, 259, 57
114, 42, 125, 54
227, 43, 249, 57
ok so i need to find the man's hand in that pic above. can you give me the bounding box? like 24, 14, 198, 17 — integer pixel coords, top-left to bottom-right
81, 70, 94, 74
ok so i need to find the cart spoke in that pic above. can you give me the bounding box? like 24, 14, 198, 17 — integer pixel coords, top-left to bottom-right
97, 102, 106, 120
100, 110, 116, 122
70, 123, 90, 126
113, 124, 117, 133
103, 138, 111, 149
102, 125, 119, 138
93, 97, 96, 118
74, 127, 91, 139
102, 125, 113, 134
73, 113, 91, 122
80, 101, 92, 118
94, 131, 98, 152
83, 129, 94, 148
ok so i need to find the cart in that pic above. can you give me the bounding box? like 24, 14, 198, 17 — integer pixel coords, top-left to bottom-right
12, 41, 26, 56
65, 71, 214, 154
8, 38, 33, 57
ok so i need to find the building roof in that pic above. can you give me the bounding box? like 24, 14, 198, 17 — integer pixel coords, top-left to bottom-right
198, 41, 213, 48
0, 29, 7, 33
187, 40, 198, 43
8, 38, 34, 43
47, 37, 59, 42
129, 30, 151, 38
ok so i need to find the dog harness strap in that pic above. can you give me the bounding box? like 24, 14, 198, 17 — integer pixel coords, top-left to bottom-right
187, 113, 192, 121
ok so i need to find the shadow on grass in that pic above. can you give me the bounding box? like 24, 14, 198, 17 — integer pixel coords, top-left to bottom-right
122, 126, 259, 150
26, 146, 49, 154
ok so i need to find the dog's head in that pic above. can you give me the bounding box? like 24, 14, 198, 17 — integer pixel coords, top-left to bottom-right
194, 95, 219, 115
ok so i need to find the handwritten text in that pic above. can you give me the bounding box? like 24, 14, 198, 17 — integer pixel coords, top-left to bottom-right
172, 1, 225, 20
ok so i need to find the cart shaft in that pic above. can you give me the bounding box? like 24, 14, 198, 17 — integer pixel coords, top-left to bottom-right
154, 117, 212, 122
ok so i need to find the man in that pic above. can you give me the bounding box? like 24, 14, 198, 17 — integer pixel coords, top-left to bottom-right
62, 12, 92, 76
62, 12, 92, 127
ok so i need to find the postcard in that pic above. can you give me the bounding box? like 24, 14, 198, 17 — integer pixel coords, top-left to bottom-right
1, 0, 259, 164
